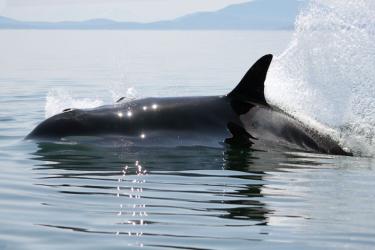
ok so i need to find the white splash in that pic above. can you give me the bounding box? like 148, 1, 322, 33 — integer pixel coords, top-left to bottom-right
45, 81, 138, 118
110, 79, 138, 103
266, 0, 375, 156
44, 89, 104, 118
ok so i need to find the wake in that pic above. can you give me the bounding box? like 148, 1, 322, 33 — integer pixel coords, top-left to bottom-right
266, 0, 375, 156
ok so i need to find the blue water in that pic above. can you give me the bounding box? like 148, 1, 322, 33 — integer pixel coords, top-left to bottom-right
1, 30, 375, 250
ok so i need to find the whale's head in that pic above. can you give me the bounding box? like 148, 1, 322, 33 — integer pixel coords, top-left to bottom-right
26, 106, 140, 140
26, 109, 89, 139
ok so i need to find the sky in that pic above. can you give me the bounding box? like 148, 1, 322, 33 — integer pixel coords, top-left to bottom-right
0, 0, 251, 22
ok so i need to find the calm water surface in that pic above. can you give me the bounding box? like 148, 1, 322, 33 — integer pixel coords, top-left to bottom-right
0, 30, 375, 250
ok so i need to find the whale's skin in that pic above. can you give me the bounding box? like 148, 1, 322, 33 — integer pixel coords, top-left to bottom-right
26, 55, 351, 156
27, 96, 239, 146
26, 95, 349, 155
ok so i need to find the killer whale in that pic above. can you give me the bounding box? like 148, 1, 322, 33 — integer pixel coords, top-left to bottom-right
26, 55, 351, 156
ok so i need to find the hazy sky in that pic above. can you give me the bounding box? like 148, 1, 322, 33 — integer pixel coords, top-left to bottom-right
0, 0, 251, 22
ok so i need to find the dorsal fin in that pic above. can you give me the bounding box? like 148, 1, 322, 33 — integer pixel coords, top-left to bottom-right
227, 54, 273, 106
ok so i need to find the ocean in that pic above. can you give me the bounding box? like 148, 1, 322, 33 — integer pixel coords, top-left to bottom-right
1, 29, 375, 250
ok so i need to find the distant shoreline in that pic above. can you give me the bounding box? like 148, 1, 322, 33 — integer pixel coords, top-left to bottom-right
0, 0, 303, 31
0, 27, 294, 31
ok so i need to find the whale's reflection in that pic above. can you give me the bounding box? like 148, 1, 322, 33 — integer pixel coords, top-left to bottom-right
30, 141, 328, 246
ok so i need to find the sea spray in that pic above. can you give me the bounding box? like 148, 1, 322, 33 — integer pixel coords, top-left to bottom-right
45, 89, 104, 118
45, 84, 137, 118
109, 72, 138, 103
266, 0, 375, 156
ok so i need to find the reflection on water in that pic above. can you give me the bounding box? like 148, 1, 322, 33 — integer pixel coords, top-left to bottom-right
28, 141, 333, 249
0, 138, 372, 250
116, 161, 148, 245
